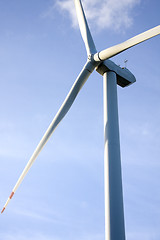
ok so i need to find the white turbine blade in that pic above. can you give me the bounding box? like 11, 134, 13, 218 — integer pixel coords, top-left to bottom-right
94, 25, 160, 61
74, 0, 96, 55
1, 60, 96, 214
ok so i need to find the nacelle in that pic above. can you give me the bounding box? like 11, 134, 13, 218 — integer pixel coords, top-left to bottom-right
96, 59, 136, 87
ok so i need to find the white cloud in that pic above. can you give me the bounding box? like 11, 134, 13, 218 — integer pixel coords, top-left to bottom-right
55, 0, 140, 31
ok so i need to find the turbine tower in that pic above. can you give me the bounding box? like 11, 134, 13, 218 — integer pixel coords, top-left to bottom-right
1, 1, 160, 240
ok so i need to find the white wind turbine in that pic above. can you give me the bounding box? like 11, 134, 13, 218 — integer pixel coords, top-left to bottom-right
1, 0, 160, 239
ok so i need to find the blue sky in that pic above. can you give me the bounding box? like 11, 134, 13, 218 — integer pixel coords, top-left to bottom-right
0, 0, 160, 239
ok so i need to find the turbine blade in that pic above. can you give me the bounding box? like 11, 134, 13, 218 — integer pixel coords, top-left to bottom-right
74, 0, 97, 55
1, 60, 96, 213
94, 25, 160, 61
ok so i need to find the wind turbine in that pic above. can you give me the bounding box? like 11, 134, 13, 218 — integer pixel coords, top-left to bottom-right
1, 0, 160, 239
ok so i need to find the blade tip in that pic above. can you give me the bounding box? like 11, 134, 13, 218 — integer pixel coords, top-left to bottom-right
1, 207, 5, 214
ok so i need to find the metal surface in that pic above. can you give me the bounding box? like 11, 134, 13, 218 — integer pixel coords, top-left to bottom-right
103, 71, 125, 240
2, 6, 159, 240
97, 59, 136, 87
74, 0, 97, 55
1, 60, 97, 213
94, 25, 160, 61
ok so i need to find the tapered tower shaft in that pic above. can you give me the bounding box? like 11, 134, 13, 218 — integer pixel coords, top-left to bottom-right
103, 71, 125, 240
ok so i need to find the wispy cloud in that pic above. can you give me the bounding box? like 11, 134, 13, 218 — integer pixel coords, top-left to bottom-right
127, 229, 160, 240
0, 232, 104, 240
0, 232, 61, 240
13, 209, 57, 223
54, 0, 141, 31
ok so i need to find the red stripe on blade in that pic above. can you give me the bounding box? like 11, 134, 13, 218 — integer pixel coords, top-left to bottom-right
9, 192, 14, 199
1, 207, 5, 214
